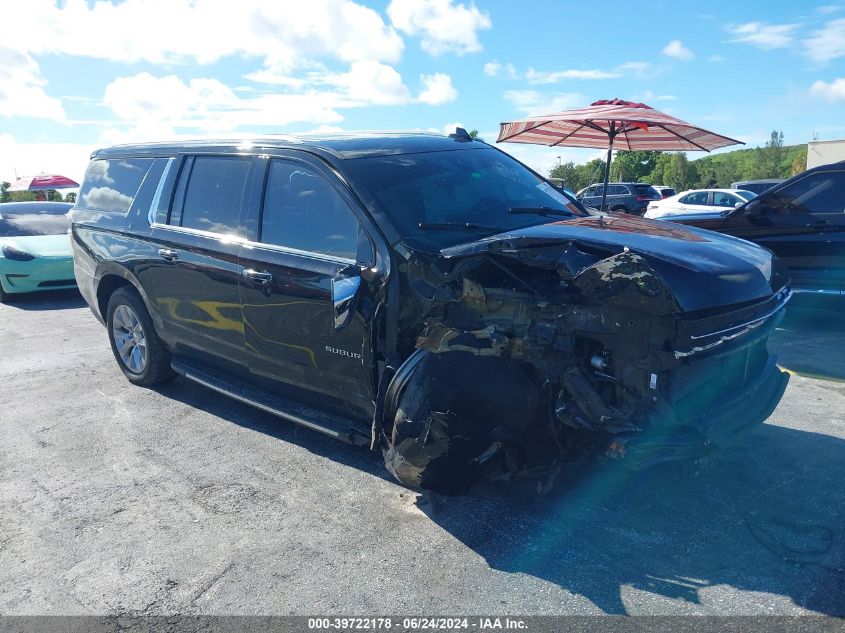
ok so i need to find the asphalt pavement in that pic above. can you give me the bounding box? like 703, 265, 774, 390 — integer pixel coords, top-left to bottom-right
0, 290, 843, 616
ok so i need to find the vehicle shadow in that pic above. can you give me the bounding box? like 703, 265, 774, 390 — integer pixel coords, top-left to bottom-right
415, 422, 845, 615
1, 288, 86, 311
156, 371, 845, 615
153, 376, 389, 481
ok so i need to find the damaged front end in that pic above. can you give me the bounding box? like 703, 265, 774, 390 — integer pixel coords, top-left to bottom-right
382, 224, 791, 491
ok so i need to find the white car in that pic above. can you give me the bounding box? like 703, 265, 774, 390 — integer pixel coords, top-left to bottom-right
644, 188, 757, 220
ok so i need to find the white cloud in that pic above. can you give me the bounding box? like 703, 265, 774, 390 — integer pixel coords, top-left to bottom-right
326, 61, 413, 105
804, 18, 845, 62
810, 77, 845, 101
483, 61, 517, 78
726, 22, 798, 49
522, 61, 655, 85
503, 90, 584, 116
617, 61, 656, 78
662, 39, 694, 60
98, 65, 457, 141
5, 0, 404, 70
0, 134, 92, 185
637, 91, 678, 102
0, 47, 65, 121
708, 54, 726, 62
816, 5, 842, 15
416, 73, 458, 105
387, 0, 491, 55
526, 68, 620, 83
100, 73, 344, 142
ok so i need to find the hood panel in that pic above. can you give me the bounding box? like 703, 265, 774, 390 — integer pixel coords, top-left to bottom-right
2, 235, 73, 258
440, 214, 785, 312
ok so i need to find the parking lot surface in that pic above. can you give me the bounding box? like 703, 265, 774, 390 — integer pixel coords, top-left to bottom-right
1, 291, 843, 615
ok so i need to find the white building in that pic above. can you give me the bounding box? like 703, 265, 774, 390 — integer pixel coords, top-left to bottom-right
807, 139, 845, 169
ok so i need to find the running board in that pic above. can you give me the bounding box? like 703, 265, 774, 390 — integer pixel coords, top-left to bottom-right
171, 359, 371, 446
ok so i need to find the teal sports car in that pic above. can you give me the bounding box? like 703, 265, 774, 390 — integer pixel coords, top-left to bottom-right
0, 201, 76, 302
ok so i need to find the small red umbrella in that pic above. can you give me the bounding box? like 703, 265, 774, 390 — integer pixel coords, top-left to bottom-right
7, 173, 79, 200
497, 98, 744, 210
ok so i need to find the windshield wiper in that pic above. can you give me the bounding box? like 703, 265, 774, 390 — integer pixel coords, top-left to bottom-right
418, 222, 504, 231
508, 206, 574, 217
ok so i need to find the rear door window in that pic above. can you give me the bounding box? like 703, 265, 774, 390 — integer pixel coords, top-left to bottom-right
260, 159, 362, 260
78, 158, 153, 214
178, 156, 251, 236
713, 192, 740, 208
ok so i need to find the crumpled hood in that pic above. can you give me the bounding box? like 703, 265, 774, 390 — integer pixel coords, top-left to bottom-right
440, 214, 789, 312
1, 234, 73, 258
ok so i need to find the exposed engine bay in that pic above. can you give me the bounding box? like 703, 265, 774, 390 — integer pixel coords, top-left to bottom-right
381, 238, 791, 492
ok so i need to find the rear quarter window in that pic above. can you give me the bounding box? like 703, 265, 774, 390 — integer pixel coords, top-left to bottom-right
78, 158, 153, 214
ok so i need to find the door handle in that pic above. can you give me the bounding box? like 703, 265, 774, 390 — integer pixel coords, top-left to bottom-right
810, 220, 835, 228
242, 268, 273, 284
158, 248, 179, 261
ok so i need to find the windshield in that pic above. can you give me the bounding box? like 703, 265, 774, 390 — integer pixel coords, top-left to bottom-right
735, 190, 757, 201
0, 207, 70, 237
343, 147, 586, 249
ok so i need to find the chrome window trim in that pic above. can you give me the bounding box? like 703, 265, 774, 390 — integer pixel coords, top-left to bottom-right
147, 157, 175, 225
149, 221, 356, 266
240, 239, 357, 266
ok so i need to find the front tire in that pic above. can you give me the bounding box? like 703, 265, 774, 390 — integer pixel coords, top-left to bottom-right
382, 351, 539, 494
106, 286, 174, 386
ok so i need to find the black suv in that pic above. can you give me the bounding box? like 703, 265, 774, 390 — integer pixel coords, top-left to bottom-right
576, 182, 661, 214
674, 162, 845, 295
71, 132, 791, 492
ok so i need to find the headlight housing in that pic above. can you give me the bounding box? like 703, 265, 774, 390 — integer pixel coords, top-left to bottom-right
1, 245, 36, 261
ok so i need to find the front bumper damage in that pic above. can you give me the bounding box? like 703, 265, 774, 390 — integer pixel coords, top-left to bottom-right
384, 233, 792, 487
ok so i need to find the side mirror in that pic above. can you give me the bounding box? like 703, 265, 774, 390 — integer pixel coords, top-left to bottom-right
332, 265, 362, 330
743, 200, 767, 217
734, 202, 743, 208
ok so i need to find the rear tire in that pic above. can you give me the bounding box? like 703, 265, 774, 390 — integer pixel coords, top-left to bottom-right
106, 286, 174, 386
0, 285, 7, 303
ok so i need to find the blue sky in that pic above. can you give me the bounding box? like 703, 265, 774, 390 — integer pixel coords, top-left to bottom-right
2, 0, 844, 183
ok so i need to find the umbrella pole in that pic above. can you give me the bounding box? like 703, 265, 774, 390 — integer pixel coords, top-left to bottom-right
600, 132, 615, 211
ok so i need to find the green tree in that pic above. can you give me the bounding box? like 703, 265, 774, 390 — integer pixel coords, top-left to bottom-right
790, 148, 807, 175
0, 181, 9, 203
65, 192, 77, 203
667, 152, 699, 190
549, 158, 606, 192
642, 153, 672, 186
610, 151, 661, 182
755, 130, 785, 179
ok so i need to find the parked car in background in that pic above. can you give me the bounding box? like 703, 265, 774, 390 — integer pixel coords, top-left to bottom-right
576, 182, 661, 214
71, 132, 790, 492
652, 186, 676, 199
0, 201, 75, 302
731, 179, 783, 195
645, 189, 757, 219
669, 162, 845, 295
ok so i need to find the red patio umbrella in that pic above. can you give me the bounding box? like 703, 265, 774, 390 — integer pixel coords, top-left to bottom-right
7, 173, 79, 200
497, 98, 744, 210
